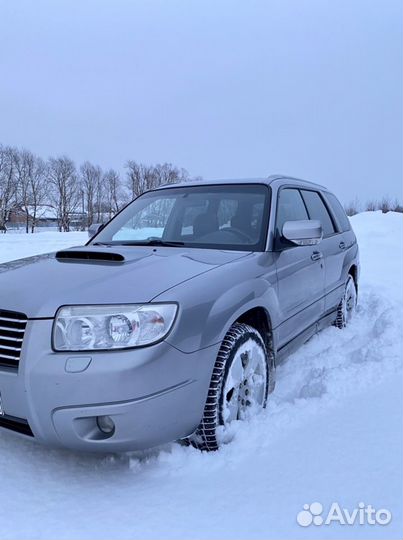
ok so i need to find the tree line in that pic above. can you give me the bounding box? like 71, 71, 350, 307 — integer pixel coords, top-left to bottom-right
0, 143, 191, 233
344, 197, 403, 216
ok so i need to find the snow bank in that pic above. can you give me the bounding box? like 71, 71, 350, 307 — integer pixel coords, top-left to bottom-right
0, 212, 402, 539
0, 231, 87, 264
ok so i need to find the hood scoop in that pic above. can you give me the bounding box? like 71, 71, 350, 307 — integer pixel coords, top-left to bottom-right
55, 250, 125, 263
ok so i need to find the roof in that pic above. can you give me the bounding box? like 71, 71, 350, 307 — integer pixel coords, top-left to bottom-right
156, 174, 328, 192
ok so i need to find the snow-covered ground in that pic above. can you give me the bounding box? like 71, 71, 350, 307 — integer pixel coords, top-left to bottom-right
0, 212, 402, 539
0, 230, 88, 264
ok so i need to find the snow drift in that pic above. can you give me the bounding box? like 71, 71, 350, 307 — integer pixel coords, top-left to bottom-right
0, 211, 402, 539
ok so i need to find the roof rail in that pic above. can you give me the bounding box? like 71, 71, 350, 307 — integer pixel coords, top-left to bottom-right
267, 174, 327, 190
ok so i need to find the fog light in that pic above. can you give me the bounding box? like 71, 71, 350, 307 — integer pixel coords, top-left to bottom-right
96, 415, 115, 435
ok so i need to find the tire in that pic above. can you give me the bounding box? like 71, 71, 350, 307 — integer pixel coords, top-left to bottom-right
188, 322, 272, 451
335, 275, 357, 328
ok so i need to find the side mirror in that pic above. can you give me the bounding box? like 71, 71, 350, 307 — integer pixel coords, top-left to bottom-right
88, 223, 105, 239
282, 220, 323, 246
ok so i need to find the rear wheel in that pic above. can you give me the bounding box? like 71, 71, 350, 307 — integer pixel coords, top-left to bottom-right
335, 275, 357, 328
188, 322, 272, 451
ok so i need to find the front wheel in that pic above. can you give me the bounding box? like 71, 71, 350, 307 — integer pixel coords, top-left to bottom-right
335, 275, 357, 328
188, 323, 272, 451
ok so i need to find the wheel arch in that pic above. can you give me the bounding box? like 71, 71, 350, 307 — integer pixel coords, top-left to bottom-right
348, 264, 358, 291
231, 306, 276, 381
235, 306, 272, 344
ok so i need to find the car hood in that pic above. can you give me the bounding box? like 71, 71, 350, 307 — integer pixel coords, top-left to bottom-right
0, 245, 249, 318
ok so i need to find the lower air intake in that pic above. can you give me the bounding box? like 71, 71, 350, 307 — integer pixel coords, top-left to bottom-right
0, 414, 33, 437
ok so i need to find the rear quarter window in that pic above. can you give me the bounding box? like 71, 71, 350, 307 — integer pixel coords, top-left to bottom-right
324, 192, 351, 232
300, 189, 336, 237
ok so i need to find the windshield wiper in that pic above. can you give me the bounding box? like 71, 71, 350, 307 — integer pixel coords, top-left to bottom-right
112, 238, 185, 247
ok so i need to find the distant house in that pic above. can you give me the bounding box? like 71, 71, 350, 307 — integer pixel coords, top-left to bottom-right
7, 207, 26, 225
23, 205, 59, 226
68, 211, 87, 229
7, 206, 87, 230
7, 205, 58, 228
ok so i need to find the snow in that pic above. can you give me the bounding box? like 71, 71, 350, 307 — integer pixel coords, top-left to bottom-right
0, 211, 402, 539
0, 231, 87, 264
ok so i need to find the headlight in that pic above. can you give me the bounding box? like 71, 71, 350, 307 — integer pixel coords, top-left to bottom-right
53, 304, 177, 351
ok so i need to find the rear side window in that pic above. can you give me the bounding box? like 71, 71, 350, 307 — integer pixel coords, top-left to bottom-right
276, 188, 309, 238
324, 192, 351, 232
300, 190, 336, 237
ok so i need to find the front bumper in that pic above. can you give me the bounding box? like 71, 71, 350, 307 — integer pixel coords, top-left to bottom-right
0, 319, 218, 452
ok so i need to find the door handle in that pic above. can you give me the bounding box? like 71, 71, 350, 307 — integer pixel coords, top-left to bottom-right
339, 241, 346, 250
311, 251, 323, 261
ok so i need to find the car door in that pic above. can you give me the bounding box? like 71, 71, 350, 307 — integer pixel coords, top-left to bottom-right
273, 187, 325, 349
300, 189, 344, 314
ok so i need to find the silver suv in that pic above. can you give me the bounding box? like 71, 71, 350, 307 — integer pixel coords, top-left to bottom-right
0, 175, 359, 452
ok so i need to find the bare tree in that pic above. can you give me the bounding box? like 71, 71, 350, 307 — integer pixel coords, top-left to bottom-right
125, 161, 155, 199
103, 169, 125, 219
80, 161, 103, 227
380, 197, 392, 214
14, 148, 32, 232
344, 198, 360, 217
94, 166, 104, 223
365, 200, 377, 212
154, 162, 189, 185
13, 149, 47, 233
0, 145, 18, 231
392, 199, 403, 213
365, 198, 402, 214
48, 156, 79, 232
125, 161, 189, 199
28, 157, 47, 232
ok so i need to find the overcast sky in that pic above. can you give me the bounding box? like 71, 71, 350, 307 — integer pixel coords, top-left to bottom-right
0, 0, 401, 203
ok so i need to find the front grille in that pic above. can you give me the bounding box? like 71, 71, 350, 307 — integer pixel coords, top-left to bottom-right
0, 309, 27, 369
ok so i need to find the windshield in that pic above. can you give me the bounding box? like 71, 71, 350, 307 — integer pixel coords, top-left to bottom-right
91, 184, 271, 252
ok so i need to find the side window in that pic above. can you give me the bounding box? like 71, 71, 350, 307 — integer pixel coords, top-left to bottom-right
300, 190, 336, 237
324, 192, 351, 232
275, 188, 309, 241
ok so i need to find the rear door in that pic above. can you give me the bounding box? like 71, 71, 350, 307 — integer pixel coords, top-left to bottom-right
273, 187, 325, 349
300, 189, 344, 314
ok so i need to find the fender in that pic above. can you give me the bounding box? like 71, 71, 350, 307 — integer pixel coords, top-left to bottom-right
156, 253, 280, 353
